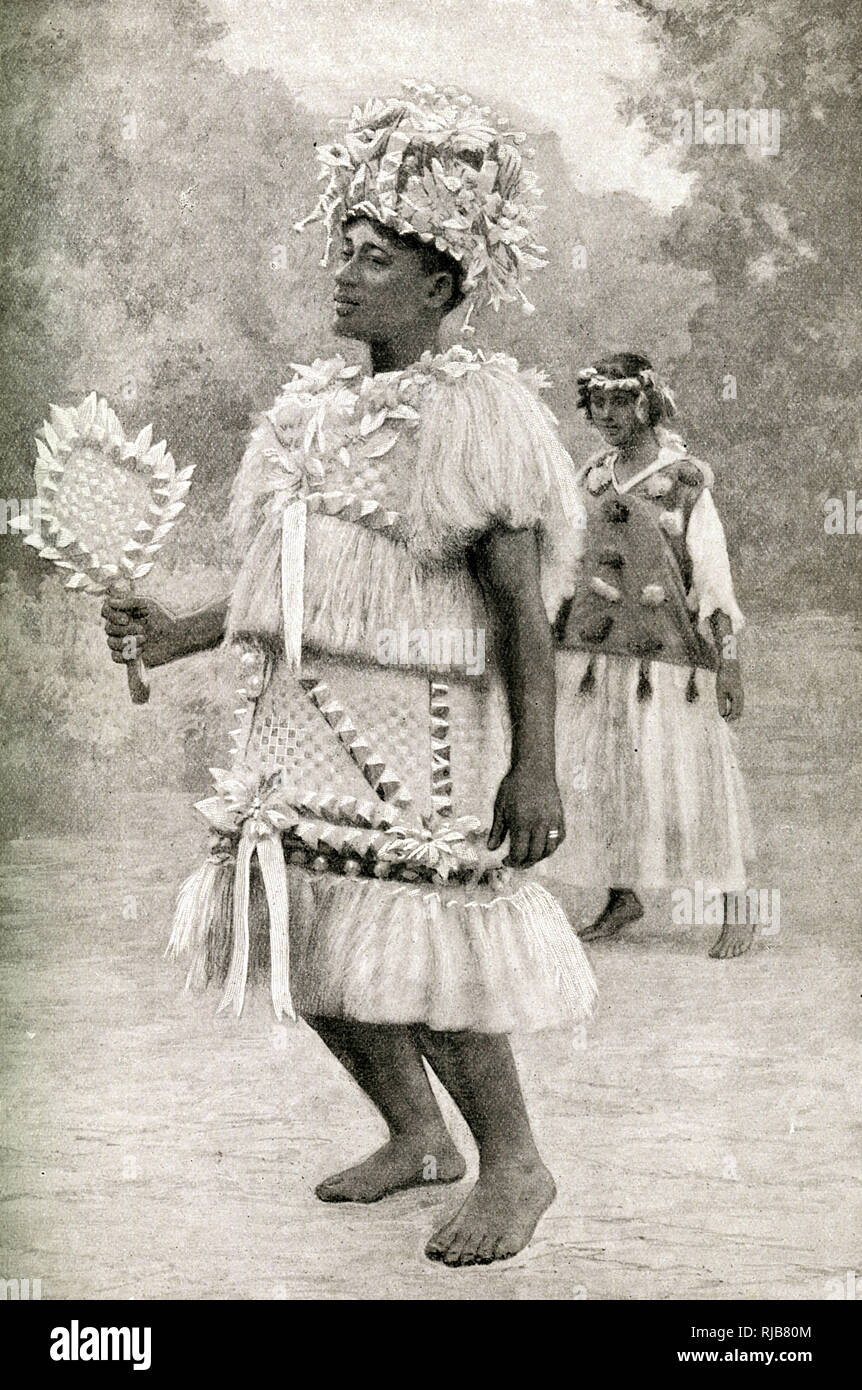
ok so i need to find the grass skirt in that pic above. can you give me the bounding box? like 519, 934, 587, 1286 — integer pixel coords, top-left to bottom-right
174, 652, 597, 1032
544, 651, 753, 893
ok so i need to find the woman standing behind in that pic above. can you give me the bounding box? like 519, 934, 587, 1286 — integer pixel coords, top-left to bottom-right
103, 85, 595, 1267
546, 353, 754, 958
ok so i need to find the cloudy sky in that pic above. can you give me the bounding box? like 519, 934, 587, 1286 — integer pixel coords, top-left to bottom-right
204, 0, 691, 212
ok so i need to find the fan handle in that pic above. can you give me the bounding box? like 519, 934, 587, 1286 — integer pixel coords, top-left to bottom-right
110, 577, 151, 705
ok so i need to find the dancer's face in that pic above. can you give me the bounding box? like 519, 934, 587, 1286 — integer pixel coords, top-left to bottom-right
588, 388, 646, 448
333, 218, 454, 344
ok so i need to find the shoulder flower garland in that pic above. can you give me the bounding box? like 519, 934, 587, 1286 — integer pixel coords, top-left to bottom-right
256, 345, 524, 494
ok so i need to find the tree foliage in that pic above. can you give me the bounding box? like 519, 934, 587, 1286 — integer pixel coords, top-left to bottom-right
625, 0, 862, 611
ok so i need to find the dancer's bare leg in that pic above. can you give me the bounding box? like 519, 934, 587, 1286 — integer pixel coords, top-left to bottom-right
415, 1028, 556, 1267
579, 886, 644, 941
709, 892, 756, 959
307, 1017, 465, 1202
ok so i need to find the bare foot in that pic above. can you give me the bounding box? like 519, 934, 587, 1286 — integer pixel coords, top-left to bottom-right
579, 888, 644, 942
709, 921, 755, 959
425, 1156, 556, 1266
315, 1132, 466, 1203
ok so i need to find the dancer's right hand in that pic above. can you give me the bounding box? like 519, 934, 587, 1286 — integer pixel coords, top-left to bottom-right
101, 593, 180, 668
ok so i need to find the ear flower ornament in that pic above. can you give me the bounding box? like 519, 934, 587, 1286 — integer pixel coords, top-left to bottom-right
295, 81, 547, 318
11, 393, 193, 704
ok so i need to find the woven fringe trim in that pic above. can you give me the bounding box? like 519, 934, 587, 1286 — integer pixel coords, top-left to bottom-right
228, 510, 488, 670
292, 872, 598, 1030
226, 511, 283, 644
167, 857, 598, 1031
550, 649, 753, 890
280, 500, 306, 669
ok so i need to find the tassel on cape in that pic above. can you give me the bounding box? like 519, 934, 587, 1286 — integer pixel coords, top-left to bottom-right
552, 596, 572, 644
578, 654, 596, 695
636, 659, 652, 702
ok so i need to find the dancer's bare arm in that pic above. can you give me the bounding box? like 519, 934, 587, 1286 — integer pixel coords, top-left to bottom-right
473, 526, 565, 868
102, 595, 229, 668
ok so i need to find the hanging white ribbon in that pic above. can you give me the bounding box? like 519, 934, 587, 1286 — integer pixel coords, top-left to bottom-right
257, 833, 294, 1021
280, 499, 306, 670
218, 821, 296, 1022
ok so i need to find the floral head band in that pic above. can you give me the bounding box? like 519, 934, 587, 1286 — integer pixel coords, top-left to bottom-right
576, 366, 677, 419
294, 81, 548, 322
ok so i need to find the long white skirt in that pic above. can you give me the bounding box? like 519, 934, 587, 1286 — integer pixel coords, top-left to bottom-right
543, 651, 753, 893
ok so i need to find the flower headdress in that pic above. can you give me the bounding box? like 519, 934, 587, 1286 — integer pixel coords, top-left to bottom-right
294, 80, 548, 321
576, 365, 678, 422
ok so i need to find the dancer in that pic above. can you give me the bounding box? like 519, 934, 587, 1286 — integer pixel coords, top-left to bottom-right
103, 84, 596, 1266
545, 352, 754, 958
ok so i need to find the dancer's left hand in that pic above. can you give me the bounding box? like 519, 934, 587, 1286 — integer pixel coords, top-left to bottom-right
488, 764, 566, 867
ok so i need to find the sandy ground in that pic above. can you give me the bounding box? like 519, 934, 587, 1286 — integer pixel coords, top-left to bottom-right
1, 616, 860, 1300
